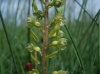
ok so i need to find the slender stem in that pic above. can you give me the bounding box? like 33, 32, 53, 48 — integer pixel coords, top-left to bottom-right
42, 0, 48, 74
27, 0, 31, 63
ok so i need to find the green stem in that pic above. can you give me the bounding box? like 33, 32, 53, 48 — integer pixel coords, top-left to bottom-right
42, 0, 48, 74
27, 0, 31, 63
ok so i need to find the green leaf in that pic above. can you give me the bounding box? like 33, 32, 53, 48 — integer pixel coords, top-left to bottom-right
30, 30, 39, 42
46, 50, 60, 59
31, 53, 40, 64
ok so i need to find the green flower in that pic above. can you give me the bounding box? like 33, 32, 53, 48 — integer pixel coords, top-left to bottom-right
26, 43, 34, 52
27, 16, 41, 28
26, 43, 42, 55
51, 38, 67, 50
58, 30, 64, 37
58, 38, 67, 50
58, 38, 67, 45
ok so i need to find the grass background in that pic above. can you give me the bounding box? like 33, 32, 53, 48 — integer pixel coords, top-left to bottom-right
0, 0, 100, 74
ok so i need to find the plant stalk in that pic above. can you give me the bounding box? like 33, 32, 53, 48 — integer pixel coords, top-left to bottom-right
42, 0, 48, 74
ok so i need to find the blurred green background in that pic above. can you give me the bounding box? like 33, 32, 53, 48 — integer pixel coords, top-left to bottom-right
0, 0, 100, 74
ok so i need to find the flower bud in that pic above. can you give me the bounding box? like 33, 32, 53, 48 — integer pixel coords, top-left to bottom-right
35, 22, 41, 28
34, 46, 41, 52
52, 41, 59, 46
33, 46, 42, 56
52, 71, 58, 74
25, 63, 33, 71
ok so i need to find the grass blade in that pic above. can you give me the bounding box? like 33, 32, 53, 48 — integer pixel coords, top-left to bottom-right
27, 0, 31, 63
64, 25, 86, 74
0, 10, 19, 74
78, 10, 100, 47
74, 0, 99, 26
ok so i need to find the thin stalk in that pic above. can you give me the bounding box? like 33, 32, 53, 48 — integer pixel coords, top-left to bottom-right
42, 0, 48, 74
14, 0, 20, 27
15, 49, 25, 74
74, 0, 87, 41
27, 0, 31, 43
77, 0, 86, 21
97, 10, 100, 67
27, 0, 31, 63
0, 10, 19, 74
99, 17, 100, 67
0, 1, 5, 74
0, 37, 5, 74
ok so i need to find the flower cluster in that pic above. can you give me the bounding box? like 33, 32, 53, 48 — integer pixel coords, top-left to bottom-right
26, 0, 68, 74
47, 7, 67, 59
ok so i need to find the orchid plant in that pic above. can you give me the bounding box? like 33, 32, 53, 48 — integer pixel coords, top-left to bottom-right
25, 0, 68, 74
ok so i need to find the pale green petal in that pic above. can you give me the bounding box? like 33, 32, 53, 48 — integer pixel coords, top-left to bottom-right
26, 43, 34, 52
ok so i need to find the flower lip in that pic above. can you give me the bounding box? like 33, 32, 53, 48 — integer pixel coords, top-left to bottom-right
26, 43, 34, 52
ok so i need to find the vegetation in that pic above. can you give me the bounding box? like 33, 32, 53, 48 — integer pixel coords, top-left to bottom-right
0, 0, 99, 74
